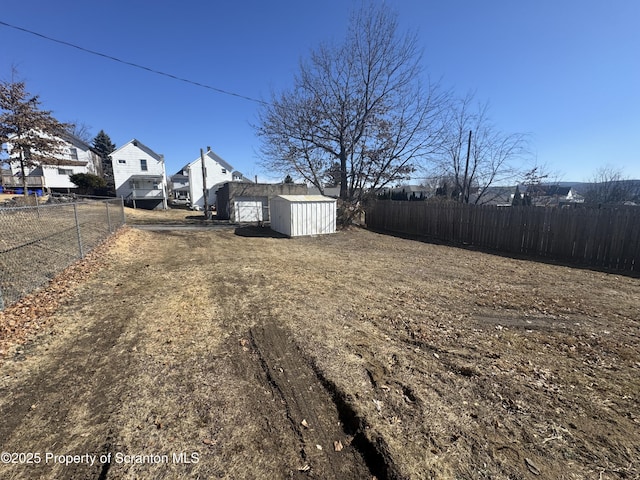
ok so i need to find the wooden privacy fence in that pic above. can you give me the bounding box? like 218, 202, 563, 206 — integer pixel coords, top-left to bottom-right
365, 201, 640, 272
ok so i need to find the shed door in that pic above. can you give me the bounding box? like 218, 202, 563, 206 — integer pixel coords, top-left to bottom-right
234, 199, 263, 222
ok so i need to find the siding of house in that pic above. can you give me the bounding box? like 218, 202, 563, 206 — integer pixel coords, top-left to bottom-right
44, 164, 86, 190
186, 151, 235, 209
5, 133, 101, 191
170, 172, 190, 200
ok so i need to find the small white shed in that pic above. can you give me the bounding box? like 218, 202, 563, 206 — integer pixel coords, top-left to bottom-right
270, 195, 337, 237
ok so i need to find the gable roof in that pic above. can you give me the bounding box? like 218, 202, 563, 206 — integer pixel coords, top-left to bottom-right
539, 185, 571, 196
111, 139, 163, 161
469, 185, 517, 205
205, 149, 234, 172
232, 170, 253, 182
178, 148, 235, 172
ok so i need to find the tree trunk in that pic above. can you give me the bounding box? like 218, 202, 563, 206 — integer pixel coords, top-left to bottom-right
20, 150, 28, 197
339, 150, 348, 201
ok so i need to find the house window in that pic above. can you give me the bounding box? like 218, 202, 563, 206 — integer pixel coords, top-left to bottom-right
153, 181, 159, 190
118, 159, 126, 164
69, 148, 78, 160
140, 159, 148, 171
222, 168, 227, 174
58, 168, 73, 175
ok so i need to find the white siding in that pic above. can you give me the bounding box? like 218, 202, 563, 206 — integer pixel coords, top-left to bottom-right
270, 195, 337, 237
6, 133, 100, 190
111, 140, 167, 204
187, 154, 234, 209
43, 165, 86, 189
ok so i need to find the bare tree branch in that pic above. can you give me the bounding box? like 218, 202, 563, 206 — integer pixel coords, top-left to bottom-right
255, 3, 448, 203
430, 93, 529, 204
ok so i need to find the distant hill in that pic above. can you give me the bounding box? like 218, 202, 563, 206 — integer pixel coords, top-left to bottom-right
552, 180, 640, 204
554, 180, 640, 193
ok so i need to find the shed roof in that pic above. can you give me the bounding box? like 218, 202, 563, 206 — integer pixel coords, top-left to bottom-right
274, 195, 337, 202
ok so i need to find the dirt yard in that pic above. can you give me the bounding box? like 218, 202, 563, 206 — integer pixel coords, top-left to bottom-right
0, 208, 638, 479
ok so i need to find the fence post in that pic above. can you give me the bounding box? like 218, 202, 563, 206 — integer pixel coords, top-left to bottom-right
120, 196, 126, 226
0, 289, 4, 311
106, 200, 112, 233
73, 203, 84, 258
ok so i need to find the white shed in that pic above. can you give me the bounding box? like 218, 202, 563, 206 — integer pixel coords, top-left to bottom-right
270, 195, 337, 237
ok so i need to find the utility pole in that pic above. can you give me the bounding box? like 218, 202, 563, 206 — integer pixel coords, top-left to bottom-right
200, 148, 210, 219
461, 130, 472, 203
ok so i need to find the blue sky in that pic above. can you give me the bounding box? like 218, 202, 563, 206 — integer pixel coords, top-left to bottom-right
1, 0, 638, 182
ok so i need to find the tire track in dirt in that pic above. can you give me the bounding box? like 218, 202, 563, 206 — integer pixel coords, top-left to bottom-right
249, 321, 394, 480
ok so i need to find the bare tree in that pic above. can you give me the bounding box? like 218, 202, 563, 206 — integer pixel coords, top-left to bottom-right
0, 72, 68, 195
65, 121, 93, 144
431, 94, 529, 204
256, 3, 448, 203
583, 165, 634, 205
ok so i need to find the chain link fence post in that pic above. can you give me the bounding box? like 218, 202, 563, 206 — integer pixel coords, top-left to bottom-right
106, 200, 112, 233
73, 202, 84, 258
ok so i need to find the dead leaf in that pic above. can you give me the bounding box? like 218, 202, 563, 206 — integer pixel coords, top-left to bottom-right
301, 419, 309, 428
333, 440, 343, 452
315, 444, 323, 450
298, 464, 311, 472
202, 438, 216, 446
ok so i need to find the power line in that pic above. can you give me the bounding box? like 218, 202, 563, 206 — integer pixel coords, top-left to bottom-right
0, 19, 268, 105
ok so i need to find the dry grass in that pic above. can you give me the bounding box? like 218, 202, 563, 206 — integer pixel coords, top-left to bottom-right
0, 212, 638, 479
123, 206, 206, 224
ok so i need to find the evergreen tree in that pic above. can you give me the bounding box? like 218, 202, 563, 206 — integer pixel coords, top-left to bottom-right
0, 75, 68, 195
92, 130, 116, 191
92, 129, 115, 157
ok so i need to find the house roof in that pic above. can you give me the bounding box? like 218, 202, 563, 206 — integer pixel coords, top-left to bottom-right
59, 131, 95, 153
111, 139, 163, 161
274, 195, 336, 203
129, 174, 164, 180
539, 185, 571, 196
177, 148, 235, 173
465, 186, 517, 206
41, 159, 87, 167
232, 170, 252, 182
205, 150, 234, 172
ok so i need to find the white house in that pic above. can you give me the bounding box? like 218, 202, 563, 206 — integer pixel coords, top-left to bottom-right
170, 148, 247, 210
110, 139, 168, 210
3, 132, 102, 193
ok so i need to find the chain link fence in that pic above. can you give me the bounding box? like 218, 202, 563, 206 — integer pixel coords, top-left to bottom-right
0, 198, 125, 310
